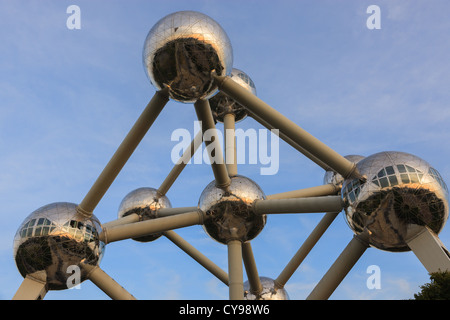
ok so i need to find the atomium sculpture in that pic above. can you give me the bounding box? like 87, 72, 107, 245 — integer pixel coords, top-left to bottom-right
12, 10, 450, 300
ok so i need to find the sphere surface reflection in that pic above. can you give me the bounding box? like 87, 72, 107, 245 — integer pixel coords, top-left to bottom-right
342, 151, 449, 252
118, 187, 172, 242
244, 277, 290, 300
143, 11, 233, 103
199, 175, 266, 244
13, 202, 104, 290
209, 68, 256, 123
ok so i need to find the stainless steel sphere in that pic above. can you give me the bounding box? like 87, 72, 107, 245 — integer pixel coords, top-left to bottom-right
209, 68, 256, 123
323, 155, 365, 187
244, 277, 290, 300
342, 151, 449, 252
142, 11, 233, 103
199, 175, 266, 244
13, 202, 104, 290
118, 187, 172, 242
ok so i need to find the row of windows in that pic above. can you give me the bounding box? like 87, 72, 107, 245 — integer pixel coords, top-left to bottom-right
20, 218, 56, 238
19, 218, 98, 242
372, 165, 424, 188
344, 164, 448, 203
62, 220, 98, 242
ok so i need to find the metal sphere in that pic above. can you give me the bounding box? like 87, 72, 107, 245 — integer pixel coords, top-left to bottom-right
118, 187, 172, 242
323, 155, 365, 187
13, 202, 104, 290
342, 151, 449, 252
244, 277, 290, 300
198, 175, 266, 244
209, 68, 256, 123
142, 11, 233, 103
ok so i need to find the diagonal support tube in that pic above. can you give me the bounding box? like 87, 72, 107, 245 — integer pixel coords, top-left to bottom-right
77, 89, 169, 218
306, 233, 369, 300
275, 212, 339, 288
164, 230, 229, 285
194, 99, 231, 189
247, 108, 330, 171
81, 263, 136, 300
214, 75, 360, 180
406, 225, 450, 273
157, 130, 203, 196
12, 274, 48, 300
254, 196, 344, 214
100, 210, 206, 244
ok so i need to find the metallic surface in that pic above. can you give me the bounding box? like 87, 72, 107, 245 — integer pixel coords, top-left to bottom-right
143, 11, 233, 103
209, 68, 256, 122
324, 155, 365, 187
117, 187, 172, 242
244, 277, 290, 300
13, 202, 104, 290
199, 175, 266, 244
342, 151, 449, 252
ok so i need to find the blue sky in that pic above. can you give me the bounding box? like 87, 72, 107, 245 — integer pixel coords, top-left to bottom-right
2, 0, 450, 300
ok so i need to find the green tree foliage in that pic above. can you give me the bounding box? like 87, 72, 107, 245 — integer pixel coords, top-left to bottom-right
413, 271, 450, 300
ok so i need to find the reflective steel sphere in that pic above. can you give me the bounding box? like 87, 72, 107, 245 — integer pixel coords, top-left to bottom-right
199, 175, 266, 244
143, 11, 233, 103
342, 151, 449, 252
118, 187, 172, 242
13, 202, 104, 290
323, 155, 365, 187
244, 277, 290, 300
209, 68, 256, 123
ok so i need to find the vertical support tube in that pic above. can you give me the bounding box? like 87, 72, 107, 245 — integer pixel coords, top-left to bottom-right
214, 75, 359, 179
228, 240, 244, 300
77, 89, 169, 218
275, 212, 339, 288
306, 233, 369, 300
194, 99, 231, 189
242, 242, 262, 295
224, 113, 237, 177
